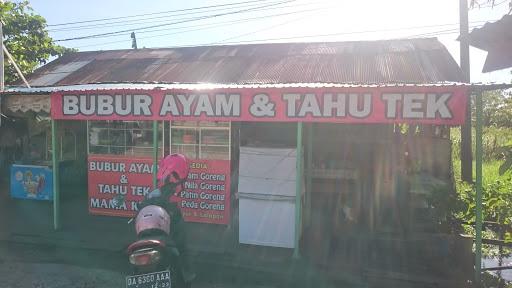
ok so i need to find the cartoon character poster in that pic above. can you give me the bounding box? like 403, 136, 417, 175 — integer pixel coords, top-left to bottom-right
10, 164, 53, 201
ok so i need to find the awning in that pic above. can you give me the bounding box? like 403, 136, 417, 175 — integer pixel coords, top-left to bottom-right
3, 94, 50, 114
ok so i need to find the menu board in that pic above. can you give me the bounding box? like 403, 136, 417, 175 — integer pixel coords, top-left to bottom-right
88, 155, 231, 225
171, 159, 231, 225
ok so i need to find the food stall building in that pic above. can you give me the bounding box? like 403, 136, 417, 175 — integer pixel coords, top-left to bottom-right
0, 39, 475, 287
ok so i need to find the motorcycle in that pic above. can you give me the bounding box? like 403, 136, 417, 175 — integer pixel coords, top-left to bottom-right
124, 188, 193, 288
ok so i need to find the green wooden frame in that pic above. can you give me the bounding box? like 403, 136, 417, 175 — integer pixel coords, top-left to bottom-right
475, 91, 483, 284
52, 120, 60, 230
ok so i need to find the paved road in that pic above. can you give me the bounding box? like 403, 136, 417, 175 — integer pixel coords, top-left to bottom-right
0, 262, 274, 288
0, 262, 123, 288
0, 242, 276, 288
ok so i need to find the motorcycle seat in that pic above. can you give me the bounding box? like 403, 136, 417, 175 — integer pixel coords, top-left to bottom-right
127, 239, 165, 254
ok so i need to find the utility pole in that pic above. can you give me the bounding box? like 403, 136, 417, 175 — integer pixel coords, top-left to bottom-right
0, 17, 4, 127
460, 0, 472, 183
0, 17, 4, 91
131, 32, 138, 50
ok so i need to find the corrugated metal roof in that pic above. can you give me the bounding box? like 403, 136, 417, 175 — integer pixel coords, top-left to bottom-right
466, 14, 512, 72
4, 82, 512, 95
18, 38, 464, 87
467, 14, 512, 51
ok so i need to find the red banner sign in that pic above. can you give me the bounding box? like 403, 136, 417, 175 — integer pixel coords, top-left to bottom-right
88, 155, 154, 217
52, 86, 468, 124
171, 159, 231, 225
88, 155, 231, 224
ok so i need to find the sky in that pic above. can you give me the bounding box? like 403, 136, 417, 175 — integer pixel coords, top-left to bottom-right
29, 0, 512, 84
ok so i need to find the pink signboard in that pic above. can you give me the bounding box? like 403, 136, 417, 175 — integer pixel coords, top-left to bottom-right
88, 155, 230, 224
51, 86, 468, 124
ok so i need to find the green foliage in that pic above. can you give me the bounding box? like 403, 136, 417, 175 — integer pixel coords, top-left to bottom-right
0, 1, 75, 84
454, 170, 512, 258
453, 90, 512, 177
482, 177, 512, 225
498, 145, 512, 175
453, 157, 512, 223
472, 90, 512, 129
451, 127, 512, 162
449, 91, 512, 238
482, 271, 512, 288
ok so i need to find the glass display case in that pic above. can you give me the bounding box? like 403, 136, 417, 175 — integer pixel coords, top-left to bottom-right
88, 121, 163, 157
87, 120, 229, 159
170, 121, 230, 160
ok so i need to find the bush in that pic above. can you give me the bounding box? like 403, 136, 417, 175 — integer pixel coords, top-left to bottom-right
451, 127, 512, 162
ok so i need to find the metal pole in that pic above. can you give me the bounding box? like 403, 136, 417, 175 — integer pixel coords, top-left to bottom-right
52, 120, 60, 230
0, 19, 4, 91
3, 45, 30, 88
0, 20, 3, 126
475, 91, 483, 286
459, 0, 470, 83
460, 0, 472, 182
152, 120, 158, 189
294, 122, 303, 259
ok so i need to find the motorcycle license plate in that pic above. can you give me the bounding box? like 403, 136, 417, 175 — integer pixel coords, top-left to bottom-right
126, 270, 171, 288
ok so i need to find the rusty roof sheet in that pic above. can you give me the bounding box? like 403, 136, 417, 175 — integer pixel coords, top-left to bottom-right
465, 14, 512, 72
19, 38, 463, 87
466, 14, 512, 51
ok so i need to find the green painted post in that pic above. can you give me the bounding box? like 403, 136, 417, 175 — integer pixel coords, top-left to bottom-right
51, 120, 60, 230
294, 122, 303, 259
305, 123, 313, 226
153, 120, 158, 189
475, 91, 483, 285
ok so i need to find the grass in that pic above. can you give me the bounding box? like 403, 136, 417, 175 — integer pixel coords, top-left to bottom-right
451, 127, 512, 161
451, 126, 512, 185
451, 127, 512, 258
451, 154, 512, 259
452, 159, 504, 186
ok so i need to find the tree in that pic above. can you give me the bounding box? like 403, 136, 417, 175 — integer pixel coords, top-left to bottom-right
472, 90, 512, 128
470, 0, 512, 11
0, 1, 74, 84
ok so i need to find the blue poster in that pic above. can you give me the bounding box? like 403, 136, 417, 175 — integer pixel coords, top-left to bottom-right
10, 164, 53, 201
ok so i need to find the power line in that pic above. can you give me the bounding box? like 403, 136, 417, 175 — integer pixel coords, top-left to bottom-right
73, 7, 329, 49
185, 20, 495, 46
54, 0, 295, 42
49, 1, 325, 33
48, 0, 279, 27
210, 14, 317, 44
48, 0, 309, 32
178, 23, 492, 48
134, 3, 329, 36
71, 18, 496, 50
402, 24, 484, 39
